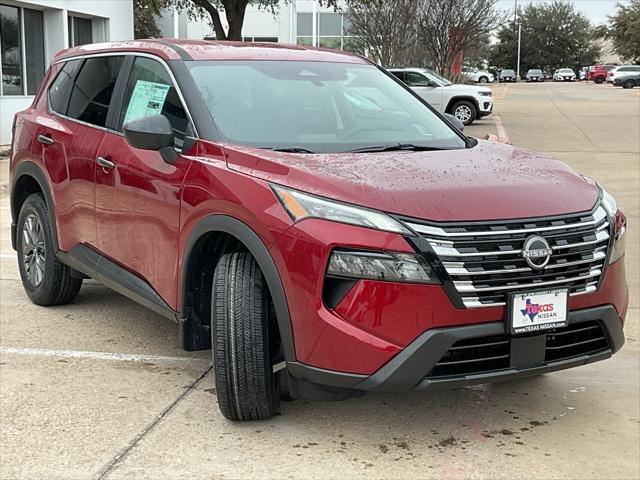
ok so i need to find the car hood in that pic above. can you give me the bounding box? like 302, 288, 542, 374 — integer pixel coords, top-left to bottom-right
441, 84, 491, 94
222, 140, 599, 222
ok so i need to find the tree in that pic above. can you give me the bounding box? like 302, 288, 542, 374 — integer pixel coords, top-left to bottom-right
344, 0, 421, 67
489, 1, 601, 73
606, 0, 640, 63
166, 0, 337, 41
417, 0, 504, 76
134, 0, 165, 38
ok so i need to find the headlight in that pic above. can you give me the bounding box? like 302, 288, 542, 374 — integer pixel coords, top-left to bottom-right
601, 187, 617, 217
478, 91, 492, 96
272, 185, 411, 234
600, 186, 626, 264
327, 250, 439, 284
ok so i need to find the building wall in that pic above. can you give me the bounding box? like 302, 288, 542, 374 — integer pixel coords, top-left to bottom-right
0, 0, 134, 145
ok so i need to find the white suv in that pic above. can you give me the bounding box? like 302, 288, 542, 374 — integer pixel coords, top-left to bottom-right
608, 65, 640, 83
388, 68, 493, 125
461, 66, 495, 83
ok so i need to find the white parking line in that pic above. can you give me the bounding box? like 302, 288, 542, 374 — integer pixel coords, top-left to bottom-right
494, 115, 510, 143
0, 346, 211, 366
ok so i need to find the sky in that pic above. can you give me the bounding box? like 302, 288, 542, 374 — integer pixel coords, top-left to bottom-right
496, 0, 630, 26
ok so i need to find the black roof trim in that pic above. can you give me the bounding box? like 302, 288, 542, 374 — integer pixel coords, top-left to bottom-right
146, 39, 193, 61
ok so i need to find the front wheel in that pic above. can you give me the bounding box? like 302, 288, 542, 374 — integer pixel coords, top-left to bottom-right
594, 76, 605, 84
212, 252, 280, 421
623, 79, 635, 89
451, 100, 477, 126
17, 194, 82, 306
479, 76, 488, 83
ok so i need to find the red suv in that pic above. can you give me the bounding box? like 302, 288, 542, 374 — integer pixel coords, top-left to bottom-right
10, 41, 628, 421
588, 64, 616, 84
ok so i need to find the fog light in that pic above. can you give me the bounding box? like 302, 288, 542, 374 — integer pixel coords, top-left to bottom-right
327, 250, 439, 284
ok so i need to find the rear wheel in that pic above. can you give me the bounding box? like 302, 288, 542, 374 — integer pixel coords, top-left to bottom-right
594, 76, 605, 84
623, 79, 635, 89
212, 251, 280, 421
451, 100, 477, 126
479, 76, 488, 83
17, 194, 82, 305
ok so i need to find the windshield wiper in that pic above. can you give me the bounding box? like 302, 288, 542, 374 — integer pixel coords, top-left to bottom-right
263, 147, 316, 154
345, 143, 449, 154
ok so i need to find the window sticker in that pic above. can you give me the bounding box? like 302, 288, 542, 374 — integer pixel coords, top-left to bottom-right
123, 80, 170, 125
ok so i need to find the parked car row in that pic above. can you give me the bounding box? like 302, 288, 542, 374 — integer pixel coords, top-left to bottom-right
587, 64, 640, 85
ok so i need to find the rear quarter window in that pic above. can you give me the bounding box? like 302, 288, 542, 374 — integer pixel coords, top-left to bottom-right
66, 56, 125, 128
48, 59, 82, 115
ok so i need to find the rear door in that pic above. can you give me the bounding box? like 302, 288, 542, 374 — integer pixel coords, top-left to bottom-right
94, 55, 193, 307
41, 55, 125, 250
403, 71, 442, 111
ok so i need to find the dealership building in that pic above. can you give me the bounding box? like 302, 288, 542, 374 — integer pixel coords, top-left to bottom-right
157, 0, 354, 52
0, 0, 133, 144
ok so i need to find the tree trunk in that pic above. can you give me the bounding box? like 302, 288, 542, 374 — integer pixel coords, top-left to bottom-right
223, 0, 248, 41
192, 0, 228, 39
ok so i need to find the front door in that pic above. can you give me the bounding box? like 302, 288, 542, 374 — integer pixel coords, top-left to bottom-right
404, 72, 442, 111
95, 55, 193, 308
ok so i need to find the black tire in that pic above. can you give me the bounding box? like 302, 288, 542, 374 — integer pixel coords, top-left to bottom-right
16, 193, 82, 306
623, 79, 634, 89
451, 100, 477, 126
479, 76, 488, 83
594, 76, 605, 84
212, 251, 280, 421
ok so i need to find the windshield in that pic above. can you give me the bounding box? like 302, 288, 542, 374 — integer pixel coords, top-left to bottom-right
501, 70, 515, 75
187, 61, 466, 153
559, 69, 573, 73
528, 69, 542, 74
424, 69, 453, 86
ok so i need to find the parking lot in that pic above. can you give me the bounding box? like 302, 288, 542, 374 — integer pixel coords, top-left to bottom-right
1, 81, 639, 479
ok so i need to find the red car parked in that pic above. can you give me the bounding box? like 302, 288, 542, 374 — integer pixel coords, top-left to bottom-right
588, 64, 616, 84
10, 41, 628, 421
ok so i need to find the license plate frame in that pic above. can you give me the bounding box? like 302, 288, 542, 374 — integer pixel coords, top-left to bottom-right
508, 288, 569, 335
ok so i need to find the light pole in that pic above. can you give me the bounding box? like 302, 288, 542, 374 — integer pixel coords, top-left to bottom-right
516, 23, 522, 80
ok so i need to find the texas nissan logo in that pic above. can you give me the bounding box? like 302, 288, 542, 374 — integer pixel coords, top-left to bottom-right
522, 235, 552, 269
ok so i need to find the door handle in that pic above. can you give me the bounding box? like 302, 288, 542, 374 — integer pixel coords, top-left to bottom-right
96, 156, 115, 170
37, 134, 55, 146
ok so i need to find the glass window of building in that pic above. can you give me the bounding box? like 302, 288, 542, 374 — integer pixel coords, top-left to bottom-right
1, 4, 45, 96
68, 16, 93, 47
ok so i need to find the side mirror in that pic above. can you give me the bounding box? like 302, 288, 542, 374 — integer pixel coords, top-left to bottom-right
443, 113, 465, 132
123, 114, 178, 164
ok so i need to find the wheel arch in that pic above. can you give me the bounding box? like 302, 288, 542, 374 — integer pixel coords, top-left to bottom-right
10, 161, 58, 252
445, 96, 479, 114
180, 215, 296, 361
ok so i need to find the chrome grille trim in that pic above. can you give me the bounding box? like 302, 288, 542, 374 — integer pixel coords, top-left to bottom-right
405, 206, 610, 308
454, 268, 602, 293
406, 207, 607, 237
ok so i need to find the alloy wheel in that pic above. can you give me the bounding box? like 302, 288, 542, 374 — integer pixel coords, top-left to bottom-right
454, 105, 472, 123
22, 213, 46, 286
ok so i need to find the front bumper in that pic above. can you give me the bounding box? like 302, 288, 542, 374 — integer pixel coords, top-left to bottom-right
287, 305, 625, 392
478, 99, 494, 116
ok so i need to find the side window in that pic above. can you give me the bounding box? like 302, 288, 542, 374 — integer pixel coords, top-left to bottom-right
48, 59, 82, 115
390, 71, 405, 82
404, 72, 431, 87
119, 57, 189, 149
67, 56, 125, 127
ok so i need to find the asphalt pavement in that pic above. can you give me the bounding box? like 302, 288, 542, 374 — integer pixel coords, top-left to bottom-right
1, 80, 639, 479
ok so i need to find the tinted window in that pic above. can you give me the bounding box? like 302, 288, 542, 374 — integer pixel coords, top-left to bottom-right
24, 8, 45, 95
404, 72, 430, 87
119, 57, 189, 149
48, 59, 82, 115
67, 56, 124, 127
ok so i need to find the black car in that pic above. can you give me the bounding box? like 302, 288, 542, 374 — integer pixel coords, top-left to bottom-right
526, 69, 544, 82
499, 69, 517, 82
613, 73, 640, 89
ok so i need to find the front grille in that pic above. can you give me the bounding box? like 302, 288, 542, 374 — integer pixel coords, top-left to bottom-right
429, 334, 511, 377
428, 321, 609, 379
545, 320, 608, 362
404, 206, 610, 308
